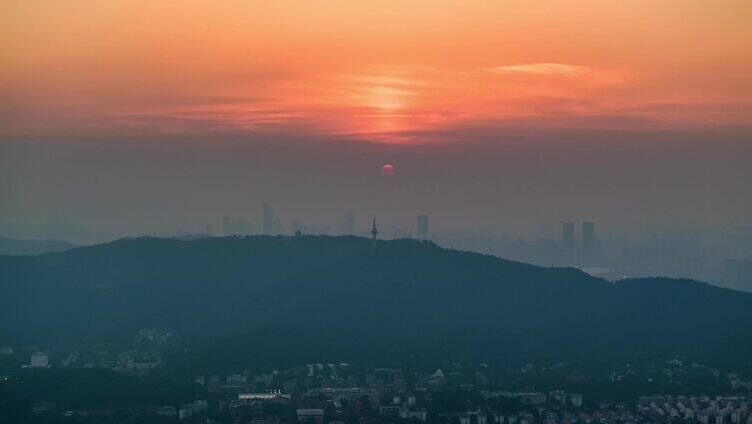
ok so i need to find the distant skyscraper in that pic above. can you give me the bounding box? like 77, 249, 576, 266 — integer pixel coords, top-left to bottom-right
582, 221, 596, 265
236, 219, 247, 235
262, 203, 273, 235
344, 211, 355, 235
371, 216, 378, 240
562, 222, 575, 249
417, 214, 429, 240
273, 218, 284, 235
290, 220, 306, 235
222, 216, 231, 236
582, 222, 595, 248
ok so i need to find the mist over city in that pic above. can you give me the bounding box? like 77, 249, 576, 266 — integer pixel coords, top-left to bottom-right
3, 133, 751, 290
2, 1, 752, 423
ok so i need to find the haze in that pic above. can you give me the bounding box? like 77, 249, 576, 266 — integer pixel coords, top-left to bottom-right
1, 0, 751, 240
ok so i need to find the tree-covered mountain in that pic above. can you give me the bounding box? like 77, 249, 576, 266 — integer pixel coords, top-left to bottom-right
0, 237, 77, 256
1, 236, 751, 371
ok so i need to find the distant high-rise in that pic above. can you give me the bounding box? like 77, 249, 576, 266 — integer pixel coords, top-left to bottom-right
290, 220, 306, 235
222, 216, 231, 236
582, 221, 596, 264
417, 214, 429, 240
262, 203, 273, 235
562, 222, 575, 249
344, 211, 355, 235
273, 218, 284, 235
236, 219, 247, 235
582, 222, 595, 249
371, 216, 378, 240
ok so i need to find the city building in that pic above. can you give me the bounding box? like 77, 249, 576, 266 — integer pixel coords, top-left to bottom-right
562, 222, 574, 250
239, 391, 291, 404
222, 216, 231, 236
400, 408, 428, 422
290, 220, 306, 235
262, 203, 274, 235
297, 408, 324, 423
582, 221, 597, 265
344, 211, 355, 235
417, 214, 429, 240
31, 352, 49, 368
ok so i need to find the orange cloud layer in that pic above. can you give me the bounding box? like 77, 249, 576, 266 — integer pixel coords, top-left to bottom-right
1, 1, 751, 142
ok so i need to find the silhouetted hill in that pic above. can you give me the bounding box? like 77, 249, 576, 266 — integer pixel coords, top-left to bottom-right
1, 236, 751, 371
0, 237, 78, 255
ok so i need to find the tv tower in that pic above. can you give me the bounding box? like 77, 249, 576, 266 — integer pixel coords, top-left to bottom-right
371, 216, 379, 240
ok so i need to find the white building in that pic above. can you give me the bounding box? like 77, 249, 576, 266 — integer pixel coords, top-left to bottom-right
31, 352, 49, 368
297, 408, 324, 423
570, 393, 583, 407
400, 408, 427, 422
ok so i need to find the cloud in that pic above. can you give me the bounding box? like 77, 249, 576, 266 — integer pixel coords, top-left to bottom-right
486, 63, 590, 76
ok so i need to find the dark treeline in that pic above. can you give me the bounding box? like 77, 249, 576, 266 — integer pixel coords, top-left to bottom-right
1, 236, 751, 372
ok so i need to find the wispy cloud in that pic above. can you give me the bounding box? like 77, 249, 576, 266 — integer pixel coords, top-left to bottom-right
486, 63, 589, 76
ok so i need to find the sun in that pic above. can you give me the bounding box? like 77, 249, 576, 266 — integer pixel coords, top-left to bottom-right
380, 163, 396, 177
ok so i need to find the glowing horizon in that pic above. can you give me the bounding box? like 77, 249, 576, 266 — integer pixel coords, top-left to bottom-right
2, 1, 751, 142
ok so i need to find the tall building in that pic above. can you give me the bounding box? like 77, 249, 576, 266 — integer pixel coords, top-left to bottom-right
273, 218, 284, 235
582, 221, 596, 265
582, 222, 595, 249
417, 214, 429, 240
262, 203, 273, 235
344, 211, 355, 234
562, 222, 575, 249
222, 216, 231, 236
235, 219, 247, 235
371, 216, 379, 240
290, 220, 306, 235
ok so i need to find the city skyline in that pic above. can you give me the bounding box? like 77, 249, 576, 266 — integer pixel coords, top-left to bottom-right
2, 1, 751, 243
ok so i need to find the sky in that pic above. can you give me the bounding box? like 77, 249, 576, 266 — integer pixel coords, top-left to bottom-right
1, 1, 751, 240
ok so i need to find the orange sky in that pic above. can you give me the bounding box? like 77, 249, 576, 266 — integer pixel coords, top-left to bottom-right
2, 0, 751, 142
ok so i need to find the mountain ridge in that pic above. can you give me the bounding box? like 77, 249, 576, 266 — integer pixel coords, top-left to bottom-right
0, 236, 78, 256
1, 235, 751, 371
